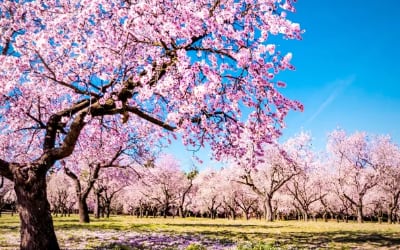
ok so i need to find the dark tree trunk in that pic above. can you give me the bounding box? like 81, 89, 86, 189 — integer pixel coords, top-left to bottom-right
388, 206, 394, 224
64, 165, 101, 223
94, 192, 101, 219
245, 209, 250, 220
163, 204, 168, 218
105, 201, 111, 218
78, 199, 90, 223
15, 174, 60, 250
323, 211, 328, 222
356, 205, 363, 223
178, 205, 185, 218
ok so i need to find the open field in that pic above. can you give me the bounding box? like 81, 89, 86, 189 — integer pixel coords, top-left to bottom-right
1, 214, 400, 249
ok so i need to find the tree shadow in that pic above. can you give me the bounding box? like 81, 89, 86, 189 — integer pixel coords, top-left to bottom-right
53, 220, 400, 249
164, 223, 286, 229
271, 231, 400, 249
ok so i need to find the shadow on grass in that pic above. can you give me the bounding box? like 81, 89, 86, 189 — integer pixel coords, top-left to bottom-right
56, 222, 157, 232
53, 221, 400, 249
164, 223, 286, 230
0, 225, 19, 231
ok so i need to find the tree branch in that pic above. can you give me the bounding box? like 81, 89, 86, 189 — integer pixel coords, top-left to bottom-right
125, 106, 175, 131
0, 159, 13, 181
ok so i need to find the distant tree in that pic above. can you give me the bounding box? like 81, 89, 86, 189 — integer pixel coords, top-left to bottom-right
138, 155, 184, 218
176, 169, 198, 218
194, 168, 225, 219
0, 177, 15, 216
328, 130, 379, 223
370, 136, 400, 224
94, 167, 133, 218
286, 156, 325, 221
61, 122, 151, 223
219, 165, 258, 220
47, 172, 76, 217
238, 133, 311, 221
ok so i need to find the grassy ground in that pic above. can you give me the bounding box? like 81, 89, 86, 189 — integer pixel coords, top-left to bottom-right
1, 214, 400, 249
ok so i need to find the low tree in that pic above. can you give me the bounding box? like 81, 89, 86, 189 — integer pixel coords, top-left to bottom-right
47, 172, 76, 217
286, 159, 326, 221
237, 133, 311, 221
194, 168, 225, 219
328, 130, 379, 223
138, 155, 185, 218
176, 169, 198, 218
370, 136, 400, 223
94, 167, 133, 218
61, 121, 153, 223
0, 177, 15, 216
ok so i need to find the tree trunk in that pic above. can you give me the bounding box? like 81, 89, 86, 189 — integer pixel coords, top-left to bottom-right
323, 211, 328, 222
264, 198, 273, 222
163, 204, 168, 218
78, 199, 90, 223
178, 205, 185, 218
388, 206, 395, 224
14, 175, 60, 250
356, 205, 363, 223
94, 193, 101, 219
303, 211, 309, 221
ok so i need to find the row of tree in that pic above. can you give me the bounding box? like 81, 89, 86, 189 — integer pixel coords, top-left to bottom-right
2, 130, 398, 225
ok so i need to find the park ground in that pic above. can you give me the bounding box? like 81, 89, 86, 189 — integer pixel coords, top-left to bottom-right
1, 214, 400, 249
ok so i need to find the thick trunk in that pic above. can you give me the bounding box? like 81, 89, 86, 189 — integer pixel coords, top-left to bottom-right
94, 193, 101, 219
245, 210, 250, 220
231, 210, 236, 220
163, 204, 168, 218
178, 205, 185, 218
302, 211, 309, 221
356, 205, 363, 223
388, 210, 393, 224
78, 199, 90, 223
264, 198, 273, 222
388, 206, 395, 224
15, 175, 60, 250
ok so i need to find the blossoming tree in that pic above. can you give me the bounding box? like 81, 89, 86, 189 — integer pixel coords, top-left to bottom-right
370, 135, 400, 224
237, 132, 311, 221
327, 130, 380, 223
0, 0, 302, 248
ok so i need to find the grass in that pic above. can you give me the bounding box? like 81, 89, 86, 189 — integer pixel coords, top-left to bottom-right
1, 214, 400, 249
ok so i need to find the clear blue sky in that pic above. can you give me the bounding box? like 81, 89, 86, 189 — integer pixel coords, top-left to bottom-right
167, 0, 400, 169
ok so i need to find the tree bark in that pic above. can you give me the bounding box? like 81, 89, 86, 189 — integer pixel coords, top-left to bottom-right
14, 173, 60, 250
264, 198, 273, 222
356, 205, 364, 223
302, 210, 309, 221
178, 205, 185, 218
94, 193, 101, 219
388, 206, 394, 224
78, 198, 90, 223
64, 165, 101, 223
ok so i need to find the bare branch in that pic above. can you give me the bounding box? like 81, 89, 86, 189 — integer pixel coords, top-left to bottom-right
125, 106, 175, 131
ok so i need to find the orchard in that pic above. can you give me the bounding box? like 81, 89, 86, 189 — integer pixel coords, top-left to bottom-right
1, 0, 399, 249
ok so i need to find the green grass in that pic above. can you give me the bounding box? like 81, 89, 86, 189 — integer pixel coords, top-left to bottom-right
1, 214, 400, 249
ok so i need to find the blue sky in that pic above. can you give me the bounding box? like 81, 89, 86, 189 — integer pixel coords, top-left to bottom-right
167, 0, 400, 169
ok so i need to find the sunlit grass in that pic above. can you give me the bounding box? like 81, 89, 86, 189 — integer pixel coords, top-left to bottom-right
1, 214, 400, 249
